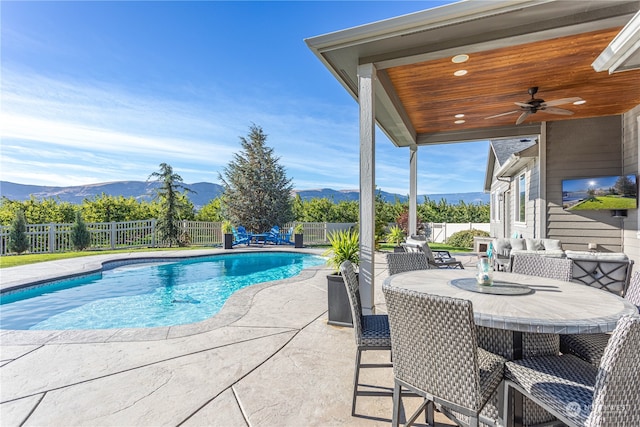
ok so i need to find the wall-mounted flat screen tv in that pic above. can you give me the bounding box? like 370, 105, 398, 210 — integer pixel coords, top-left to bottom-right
562, 174, 637, 211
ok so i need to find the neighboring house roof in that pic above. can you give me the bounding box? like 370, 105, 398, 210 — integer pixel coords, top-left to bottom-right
483, 138, 538, 192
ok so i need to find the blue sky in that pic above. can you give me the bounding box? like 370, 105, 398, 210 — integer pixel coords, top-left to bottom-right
1, 0, 488, 195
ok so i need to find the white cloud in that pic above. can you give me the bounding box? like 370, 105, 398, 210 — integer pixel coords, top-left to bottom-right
1, 68, 488, 194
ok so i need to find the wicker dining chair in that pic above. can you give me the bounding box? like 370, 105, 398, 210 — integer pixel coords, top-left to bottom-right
503, 315, 640, 426
480, 253, 573, 425
560, 271, 640, 366
339, 261, 393, 416
511, 255, 573, 281
382, 285, 505, 427
386, 251, 431, 276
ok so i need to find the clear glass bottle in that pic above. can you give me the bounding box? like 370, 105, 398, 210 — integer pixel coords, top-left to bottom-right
477, 257, 493, 286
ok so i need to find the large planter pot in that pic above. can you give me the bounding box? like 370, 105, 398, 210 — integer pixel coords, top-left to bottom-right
327, 273, 354, 327
294, 234, 303, 248
223, 233, 233, 249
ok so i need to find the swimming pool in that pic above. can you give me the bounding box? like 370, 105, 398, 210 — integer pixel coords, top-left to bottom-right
0, 252, 325, 330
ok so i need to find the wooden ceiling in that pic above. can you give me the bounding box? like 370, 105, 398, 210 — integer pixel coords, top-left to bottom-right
386, 27, 640, 135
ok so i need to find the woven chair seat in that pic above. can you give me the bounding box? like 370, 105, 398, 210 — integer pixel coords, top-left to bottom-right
359, 314, 392, 347
560, 333, 611, 366
478, 348, 505, 405
505, 354, 597, 426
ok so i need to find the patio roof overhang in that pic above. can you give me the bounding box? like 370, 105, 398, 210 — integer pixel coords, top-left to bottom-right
305, 0, 640, 148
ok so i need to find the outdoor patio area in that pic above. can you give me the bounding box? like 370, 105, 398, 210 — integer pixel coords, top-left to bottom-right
0, 248, 478, 426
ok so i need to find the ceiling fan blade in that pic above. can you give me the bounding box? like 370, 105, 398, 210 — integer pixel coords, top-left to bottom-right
514, 102, 533, 108
485, 110, 520, 119
543, 107, 574, 115
516, 111, 530, 125
541, 97, 583, 107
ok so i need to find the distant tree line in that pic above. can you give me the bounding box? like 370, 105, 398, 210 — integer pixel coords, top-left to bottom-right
1, 124, 488, 252
0, 193, 488, 227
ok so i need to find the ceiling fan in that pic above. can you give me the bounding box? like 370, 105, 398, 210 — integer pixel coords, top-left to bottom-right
485, 87, 583, 125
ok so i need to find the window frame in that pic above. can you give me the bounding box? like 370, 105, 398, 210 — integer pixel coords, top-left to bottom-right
515, 173, 526, 224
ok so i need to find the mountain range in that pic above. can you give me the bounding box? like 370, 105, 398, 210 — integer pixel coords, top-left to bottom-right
0, 181, 489, 208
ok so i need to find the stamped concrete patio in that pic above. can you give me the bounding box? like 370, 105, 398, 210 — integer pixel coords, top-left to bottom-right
0, 248, 476, 426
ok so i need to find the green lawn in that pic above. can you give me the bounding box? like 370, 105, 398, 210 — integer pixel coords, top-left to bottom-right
568, 195, 637, 210
0, 247, 198, 269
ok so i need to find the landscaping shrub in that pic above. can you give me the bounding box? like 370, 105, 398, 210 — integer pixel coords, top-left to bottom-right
70, 211, 91, 251
8, 210, 29, 254
446, 229, 489, 249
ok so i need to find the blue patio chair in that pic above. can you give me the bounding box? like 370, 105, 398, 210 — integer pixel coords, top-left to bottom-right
232, 226, 251, 246
265, 226, 293, 245
282, 226, 294, 245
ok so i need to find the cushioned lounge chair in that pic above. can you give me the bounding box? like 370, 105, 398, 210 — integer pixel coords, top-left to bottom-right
402, 241, 464, 269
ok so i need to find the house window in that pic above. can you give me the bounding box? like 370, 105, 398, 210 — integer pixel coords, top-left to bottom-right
492, 192, 501, 221
515, 173, 526, 223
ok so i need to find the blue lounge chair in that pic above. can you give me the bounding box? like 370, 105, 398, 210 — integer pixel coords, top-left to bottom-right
264, 226, 281, 245
265, 226, 294, 245
232, 226, 251, 246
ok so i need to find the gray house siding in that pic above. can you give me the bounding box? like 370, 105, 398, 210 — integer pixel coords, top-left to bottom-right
545, 115, 624, 252
622, 104, 640, 263
487, 142, 540, 240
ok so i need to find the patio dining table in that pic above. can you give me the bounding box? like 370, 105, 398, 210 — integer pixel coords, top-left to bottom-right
383, 268, 638, 337
383, 268, 639, 426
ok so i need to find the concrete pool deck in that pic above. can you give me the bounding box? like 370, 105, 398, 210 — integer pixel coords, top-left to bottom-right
1, 248, 477, 426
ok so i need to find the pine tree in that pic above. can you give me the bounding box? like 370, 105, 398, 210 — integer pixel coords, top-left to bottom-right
8, 210, 29, 254
148, 163, 192, 247
219, 124, 294, 232
70, 211, 91, 251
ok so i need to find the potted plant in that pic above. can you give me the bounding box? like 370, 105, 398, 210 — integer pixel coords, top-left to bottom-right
222, 220, 233, 249
386, 225, 405, 252
322, 229, 359, 327
293, 223, 304, 248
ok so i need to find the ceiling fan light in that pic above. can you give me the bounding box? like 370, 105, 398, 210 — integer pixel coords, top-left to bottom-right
454, 119, 465, 124
455, 114, 465, 118
452, 54, 469, 63
454, 69, 467, 76
573, 99, 586, 105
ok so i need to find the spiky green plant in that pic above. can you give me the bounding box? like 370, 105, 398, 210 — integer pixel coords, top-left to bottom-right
323, 229, 359, 273
386, 225, 405, 246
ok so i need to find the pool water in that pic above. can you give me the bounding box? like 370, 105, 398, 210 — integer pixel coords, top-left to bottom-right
0, 252, 325, 330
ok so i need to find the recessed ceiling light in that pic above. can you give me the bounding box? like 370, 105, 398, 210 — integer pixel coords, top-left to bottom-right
454, 69, 467, 76
452, 54, 469, 63
455, 114, 465, 118
454, 119, 466, 124
573, 99, 586, 105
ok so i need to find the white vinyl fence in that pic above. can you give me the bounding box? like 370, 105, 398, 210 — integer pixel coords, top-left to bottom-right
0, 220, 488, 255
0, 221, 356, 256
425, 222, 490, 243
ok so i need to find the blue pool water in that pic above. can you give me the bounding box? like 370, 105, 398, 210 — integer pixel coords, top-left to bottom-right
1, 252, 325, 330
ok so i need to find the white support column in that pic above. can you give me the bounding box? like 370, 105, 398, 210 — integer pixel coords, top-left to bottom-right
409, 145, 418, 237
358, 63, 376, 315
